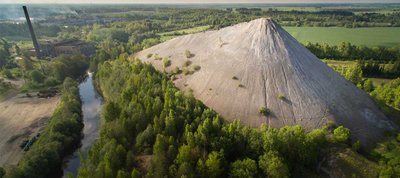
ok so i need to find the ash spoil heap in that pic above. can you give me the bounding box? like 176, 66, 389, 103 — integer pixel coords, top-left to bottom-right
135, 18, 396, 146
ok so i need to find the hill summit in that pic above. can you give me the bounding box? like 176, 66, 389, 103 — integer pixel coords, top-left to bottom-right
135, 18, 396, 146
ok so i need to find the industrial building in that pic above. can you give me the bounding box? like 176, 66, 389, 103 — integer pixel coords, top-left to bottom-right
23, 6, 95, 59
39, 39, 96, 58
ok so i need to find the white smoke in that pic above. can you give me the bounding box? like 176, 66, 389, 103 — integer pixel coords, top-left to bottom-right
0, 4, 78, 21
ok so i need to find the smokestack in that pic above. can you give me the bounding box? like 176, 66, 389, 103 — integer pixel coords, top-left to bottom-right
23, 6, 41, 59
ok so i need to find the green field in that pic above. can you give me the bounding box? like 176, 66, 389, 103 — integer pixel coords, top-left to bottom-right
157, 26, 400, 48
158, 25, 210, 41
284, 27, 400, 47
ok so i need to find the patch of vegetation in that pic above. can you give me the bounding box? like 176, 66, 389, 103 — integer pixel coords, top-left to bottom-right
185, 49, 194, 58
192, 65, 201, 71
183, 60, 192, 67
259, 106, 271, 116
182, 68, 194, 75
30, 70, 45, 84
147, 53, 153, 58
172, 66, 182, 75
14, 54, 89, 91
278, 93, 286, 100
2, 69, 13, 79
162, 57, 171, 68
371, 78, 400, 109
324, 59, 400, 79
230, 158, 258, 178
48, 55, 88, 83
324, 120, 336, 130
238, 84, 245, 88
0, 78, 14, 99
232, 76, 238, 80
371, 133, 400, 178
153, 54, 162, 60
259, 151, 289, 178
345, 62, 364, 84
0, 39, 11, 69
332, 126, 351, 143
352, 140, 361, 152
325, 147, 379, 178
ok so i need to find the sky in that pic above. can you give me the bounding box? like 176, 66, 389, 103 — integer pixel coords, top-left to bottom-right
1, 0, 400, 4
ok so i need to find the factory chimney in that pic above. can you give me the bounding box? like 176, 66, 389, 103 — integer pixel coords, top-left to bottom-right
22, 6, 41, 59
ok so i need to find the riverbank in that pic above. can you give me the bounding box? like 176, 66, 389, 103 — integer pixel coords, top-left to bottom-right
62, 72, 103, 177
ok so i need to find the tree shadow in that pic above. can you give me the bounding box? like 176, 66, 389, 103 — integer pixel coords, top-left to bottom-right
281, 97, 292, 106
219, 42, 228, 47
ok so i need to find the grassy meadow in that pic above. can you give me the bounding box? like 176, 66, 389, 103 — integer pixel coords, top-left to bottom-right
157, 25, 400, 48
284, 27, 400, 47
158, 25, 210, 41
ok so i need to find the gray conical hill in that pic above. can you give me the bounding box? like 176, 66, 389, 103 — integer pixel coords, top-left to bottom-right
135, 18, 396, 146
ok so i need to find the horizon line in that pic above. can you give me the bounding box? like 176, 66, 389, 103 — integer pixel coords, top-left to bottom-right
1, 2, 400, 5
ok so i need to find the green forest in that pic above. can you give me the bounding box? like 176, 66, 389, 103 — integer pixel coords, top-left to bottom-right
78, 58, 345, 178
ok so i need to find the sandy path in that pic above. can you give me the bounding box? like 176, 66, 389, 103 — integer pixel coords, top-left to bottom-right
0, 95, 60, 167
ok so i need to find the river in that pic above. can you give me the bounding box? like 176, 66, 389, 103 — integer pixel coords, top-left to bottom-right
62, 72, 102, 177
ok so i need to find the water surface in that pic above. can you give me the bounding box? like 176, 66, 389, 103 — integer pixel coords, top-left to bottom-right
62, 73, 102, 177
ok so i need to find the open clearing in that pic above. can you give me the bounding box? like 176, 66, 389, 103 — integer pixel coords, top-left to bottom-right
284, 27, 400, 47
0, 94, 60, 167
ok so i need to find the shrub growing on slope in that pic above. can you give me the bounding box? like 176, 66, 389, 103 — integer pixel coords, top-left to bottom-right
183, 60, 192, 67
333, 126, 351, 143
162, 57, 171, 67
185, 50, 193, 58
259, 106, 270, 116
192, 65, 201, 71
278, 93, 286, 100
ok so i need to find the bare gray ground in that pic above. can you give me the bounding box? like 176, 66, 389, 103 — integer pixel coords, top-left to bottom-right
0, 94, 59, 166
135, 18, 396, 146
